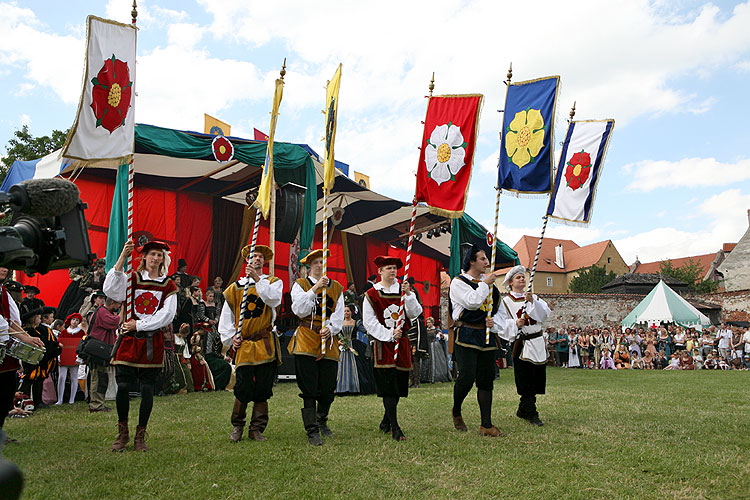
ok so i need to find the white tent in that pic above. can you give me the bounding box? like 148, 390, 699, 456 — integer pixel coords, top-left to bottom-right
622, 280, 711, 330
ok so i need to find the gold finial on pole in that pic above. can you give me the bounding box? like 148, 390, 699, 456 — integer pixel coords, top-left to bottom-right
569, 101, 577, 122
428, 72, 435, 97
280, 57, 287, 80
505, 62, 513, 86
131, 0, 138, 25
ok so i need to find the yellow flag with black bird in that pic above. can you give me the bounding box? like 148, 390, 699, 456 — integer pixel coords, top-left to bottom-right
323, 64, 342, 192
255, 77, 284, 219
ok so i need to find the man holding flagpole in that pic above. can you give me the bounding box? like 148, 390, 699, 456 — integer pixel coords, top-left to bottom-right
289, 249, 344, 446
362, 256, 421, 441
219, 244, 282, 442
449, 245, 506, 437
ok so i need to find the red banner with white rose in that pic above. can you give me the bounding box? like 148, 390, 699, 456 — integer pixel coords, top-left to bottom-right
62, 16, 137, 164
415, 94, 483, 218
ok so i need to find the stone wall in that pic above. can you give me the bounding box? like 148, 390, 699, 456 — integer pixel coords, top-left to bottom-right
700, 290, 750, 323
538, 293, 643, 330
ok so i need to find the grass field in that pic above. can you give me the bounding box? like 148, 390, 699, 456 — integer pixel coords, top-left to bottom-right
4, 368, 749, 500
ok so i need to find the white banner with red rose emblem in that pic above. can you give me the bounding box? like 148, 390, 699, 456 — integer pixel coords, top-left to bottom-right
61, 16, 136, 164
546, 119, 615, 226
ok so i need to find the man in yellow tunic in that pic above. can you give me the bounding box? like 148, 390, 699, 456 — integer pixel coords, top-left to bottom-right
289, 249, 344, 446
219, 245, 282, 442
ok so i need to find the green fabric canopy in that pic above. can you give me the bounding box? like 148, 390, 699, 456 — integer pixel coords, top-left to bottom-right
134, 124, 317, 250
449, 214, 519, 277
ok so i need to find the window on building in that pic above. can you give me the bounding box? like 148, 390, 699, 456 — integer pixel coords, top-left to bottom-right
546, 277, 553, 287
607, 257, 611, 264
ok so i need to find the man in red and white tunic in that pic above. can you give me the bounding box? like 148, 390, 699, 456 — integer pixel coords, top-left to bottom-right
104, 240, 178, 452
362, 256, 421, 441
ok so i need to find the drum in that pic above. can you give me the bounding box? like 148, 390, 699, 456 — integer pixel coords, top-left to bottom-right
7, 337, 46, 365
0, 341, 6, 364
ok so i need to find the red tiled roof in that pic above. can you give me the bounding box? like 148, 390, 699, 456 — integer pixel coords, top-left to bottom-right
509, 236, 612, 273
723, 243, 737, 253
633, 253, 718, 276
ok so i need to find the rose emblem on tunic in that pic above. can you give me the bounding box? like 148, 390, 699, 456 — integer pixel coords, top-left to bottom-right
383, 304, 401, 329
90, 55, 133, 134
134, 292, 158, 315
564, 150, 592, 191
424, 122, 467, 186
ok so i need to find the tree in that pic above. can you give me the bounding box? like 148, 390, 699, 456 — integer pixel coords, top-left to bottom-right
568, 265, 618, 293
658, 258, 718, 294
1, 125, 69, 183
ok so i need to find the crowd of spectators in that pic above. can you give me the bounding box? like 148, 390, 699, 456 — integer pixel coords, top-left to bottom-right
545, 323, 750, 371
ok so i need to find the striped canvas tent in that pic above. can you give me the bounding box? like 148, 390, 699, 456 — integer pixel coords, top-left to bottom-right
622, 280, 711, 329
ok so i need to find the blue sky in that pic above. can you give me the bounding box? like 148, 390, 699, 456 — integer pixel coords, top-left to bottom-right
1, 0, 749, 265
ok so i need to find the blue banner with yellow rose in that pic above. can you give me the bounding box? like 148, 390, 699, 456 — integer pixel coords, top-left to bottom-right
498, 76, 559, 195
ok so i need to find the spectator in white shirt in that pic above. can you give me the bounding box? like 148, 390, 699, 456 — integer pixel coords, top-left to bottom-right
716, 323, 733, 361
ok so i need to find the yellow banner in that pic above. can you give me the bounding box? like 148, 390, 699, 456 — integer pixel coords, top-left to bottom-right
323, 64, 342, 192
204, 114, 230, 136
255, 78, 284, 219
354, 171, 370, 189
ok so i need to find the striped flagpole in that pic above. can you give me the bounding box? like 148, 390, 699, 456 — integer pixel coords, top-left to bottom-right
394, 198, 418, 361
320, 188, 330, 355
125, 159, 135, 319
527, 215, 549, 293
236, 208, 262, 342
485, 186, 501, 344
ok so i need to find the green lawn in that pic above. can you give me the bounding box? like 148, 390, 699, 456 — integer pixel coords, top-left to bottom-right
4, 368, 749, 500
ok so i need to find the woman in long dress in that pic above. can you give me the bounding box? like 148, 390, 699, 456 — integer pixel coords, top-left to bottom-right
336, 305, 360, 395
568, 330, 580, 368
202, 289, 231, 390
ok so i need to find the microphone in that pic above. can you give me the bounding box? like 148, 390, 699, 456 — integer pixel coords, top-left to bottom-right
6, 178, 80, 217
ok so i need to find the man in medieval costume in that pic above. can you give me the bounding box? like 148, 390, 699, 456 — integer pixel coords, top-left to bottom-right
219, 245, 282, 443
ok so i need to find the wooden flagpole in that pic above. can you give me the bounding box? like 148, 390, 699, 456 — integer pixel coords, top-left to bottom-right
485, 63, 512, 344
236, 60, 286, 343
394, 73, 435, 361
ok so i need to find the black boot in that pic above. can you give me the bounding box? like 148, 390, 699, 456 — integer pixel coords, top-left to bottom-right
301, 408, 323, 446
517, 395, 543, 426
317, 402, 333, 438
379, 412, 391, 433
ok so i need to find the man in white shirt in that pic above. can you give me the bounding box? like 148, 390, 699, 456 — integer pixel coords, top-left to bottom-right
362, 256, 422, 441
716, 323, 733, 361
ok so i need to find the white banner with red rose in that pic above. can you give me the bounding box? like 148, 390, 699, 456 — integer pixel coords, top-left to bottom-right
546, 119, 615, 226
61, 16, 136, 164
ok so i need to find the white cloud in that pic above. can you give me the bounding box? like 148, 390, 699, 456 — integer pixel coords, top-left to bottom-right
614, 188, 750, 263
0, 3, 84, 103
624, 157, 750, 191
19, 114, 31, 126
737, 59, 750, 72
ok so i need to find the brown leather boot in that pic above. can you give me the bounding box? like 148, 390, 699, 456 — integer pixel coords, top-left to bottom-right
229, 399, 248, 442
478, 425, 507, 437
111, 421, 129, 452
452, 414, 468, 432
248, 401, 269, 441
134, 426, 148, 452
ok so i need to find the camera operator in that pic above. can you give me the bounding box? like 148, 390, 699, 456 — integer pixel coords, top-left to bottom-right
0, 266, 45, 440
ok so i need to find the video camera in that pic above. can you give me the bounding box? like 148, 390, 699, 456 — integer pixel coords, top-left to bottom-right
0, 178, 95, 274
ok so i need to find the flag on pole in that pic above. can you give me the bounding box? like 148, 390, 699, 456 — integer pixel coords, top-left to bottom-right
547, 119, 615, 225
498, 76, 559, 195
255, 77, 284, 219
415, 94, 483, 218
204, 114, 230, 136
323, 64, 342, 192
62, 16, 136, 164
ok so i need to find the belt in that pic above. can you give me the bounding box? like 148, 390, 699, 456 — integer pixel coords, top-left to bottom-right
123, 330, 158, 361
243, 327, 274, 356
454, 321, 486, 330
513, 330, 543, 358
